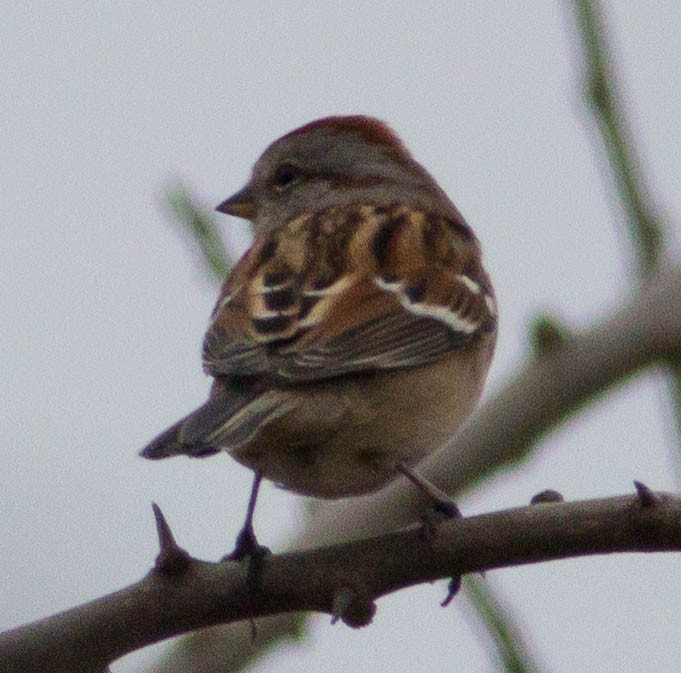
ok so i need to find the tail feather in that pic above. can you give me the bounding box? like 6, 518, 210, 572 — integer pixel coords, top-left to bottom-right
140, 395, 251, 460
139, 404, 221, 459
139, 385, 292, 460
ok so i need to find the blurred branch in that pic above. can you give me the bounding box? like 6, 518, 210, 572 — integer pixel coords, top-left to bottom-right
3, 489, 681, 673
570, 0, 681, 491
572, 0, 664, 277
463, 577, 544, 673
165, 184, 232, 283
150, 615, 306, 673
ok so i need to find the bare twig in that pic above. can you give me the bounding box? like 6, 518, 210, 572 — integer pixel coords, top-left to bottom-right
463, 577, 545, 673
572, 0, 664, 276
570, 0, 681, 467
152, 503, 192, 575
165, 184, 232, 283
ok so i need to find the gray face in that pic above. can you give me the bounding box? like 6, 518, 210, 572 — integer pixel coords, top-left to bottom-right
244, 125, 446, 230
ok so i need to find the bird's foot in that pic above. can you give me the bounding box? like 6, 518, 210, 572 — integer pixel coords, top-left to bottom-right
421, 496, 462, 541
222, 524, 270, 563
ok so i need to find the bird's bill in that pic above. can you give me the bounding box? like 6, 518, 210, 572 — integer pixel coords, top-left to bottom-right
216, 185, 257, 219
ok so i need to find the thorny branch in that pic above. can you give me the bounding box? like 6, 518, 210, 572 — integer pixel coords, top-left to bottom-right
2, 487, 681, 673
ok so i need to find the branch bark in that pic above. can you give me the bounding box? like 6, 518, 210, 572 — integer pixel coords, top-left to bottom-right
2, 488, 680, 673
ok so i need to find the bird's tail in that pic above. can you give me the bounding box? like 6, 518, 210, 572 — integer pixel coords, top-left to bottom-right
139, 384, 294, 460
139, 396, 235, 459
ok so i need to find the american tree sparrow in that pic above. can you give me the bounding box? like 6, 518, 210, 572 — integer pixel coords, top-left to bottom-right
141, 116, 497, 557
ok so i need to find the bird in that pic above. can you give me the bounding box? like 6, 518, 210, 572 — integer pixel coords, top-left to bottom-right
141, 115, 497, 559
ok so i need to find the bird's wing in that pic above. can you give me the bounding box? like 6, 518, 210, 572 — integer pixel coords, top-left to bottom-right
202, 204, 496, 383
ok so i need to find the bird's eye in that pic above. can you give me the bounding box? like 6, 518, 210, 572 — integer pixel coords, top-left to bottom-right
273, 162, 301, 190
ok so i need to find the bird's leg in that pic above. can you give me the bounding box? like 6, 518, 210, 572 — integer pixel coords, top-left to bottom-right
221, 471, 270, 642
396, 463, 461, 531
223, 471, 270, 562
397, 462, 463, 607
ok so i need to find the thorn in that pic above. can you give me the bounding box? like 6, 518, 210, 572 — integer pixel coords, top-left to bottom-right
441, 576, 462, 607
634, 481, 661, 508
152, 502, 192, 574
530, 489, 564, 504
331, 586, 375, 628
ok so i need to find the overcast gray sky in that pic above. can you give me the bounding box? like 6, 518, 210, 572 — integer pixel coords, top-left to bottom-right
3, 2, 681, 672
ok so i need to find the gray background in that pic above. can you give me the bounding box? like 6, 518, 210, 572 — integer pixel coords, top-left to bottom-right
2, 2, 681, 671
